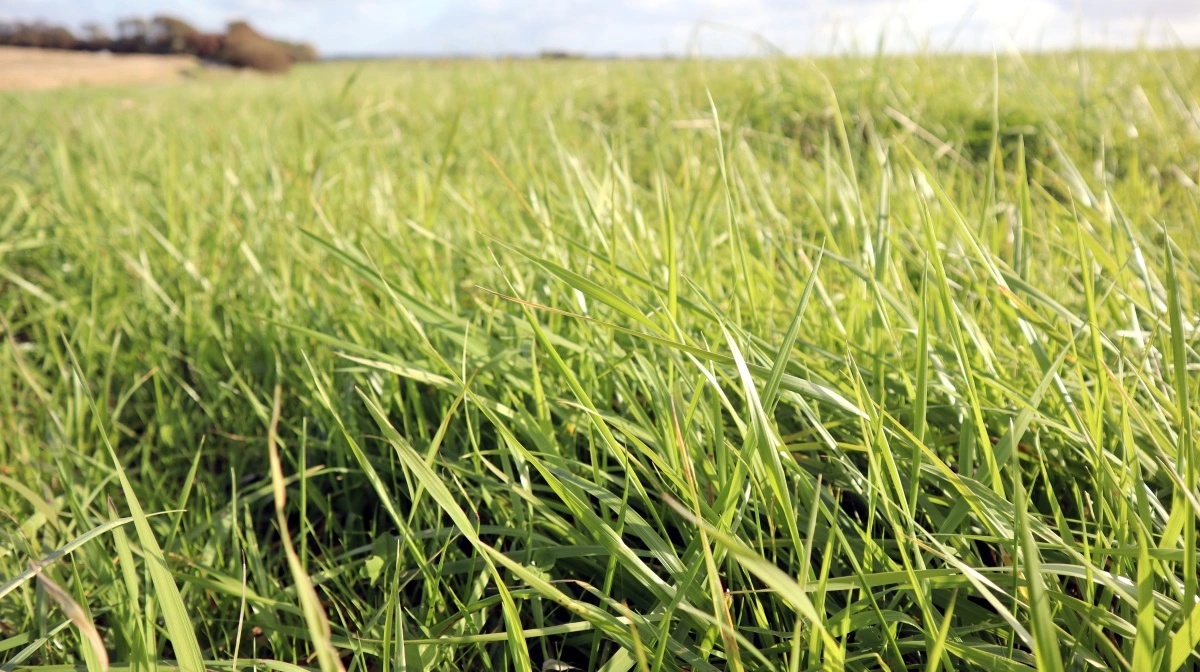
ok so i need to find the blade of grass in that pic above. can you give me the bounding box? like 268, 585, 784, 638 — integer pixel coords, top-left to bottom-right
265, 384, 347, 672
64, 342, 205, 672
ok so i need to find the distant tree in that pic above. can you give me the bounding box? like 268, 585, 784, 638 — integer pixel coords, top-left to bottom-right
114, 17, 150, 52
220, 21, 292, 72
4, 22, 77, 49
80, 22, 111, 49
81, 22, 108, 41
186, 31, 224, 60
0, 14, 315, 71
1, 22, 33, 47
149, 15, 198, 53
42, 25, 77, 49
539, 49, 581, 60
116, 17, 148, 40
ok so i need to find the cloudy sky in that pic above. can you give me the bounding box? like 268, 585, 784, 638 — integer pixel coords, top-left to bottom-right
3, 0, 1199, 56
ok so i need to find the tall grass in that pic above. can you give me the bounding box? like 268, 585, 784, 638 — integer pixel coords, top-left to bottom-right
2, 49, 1199, 670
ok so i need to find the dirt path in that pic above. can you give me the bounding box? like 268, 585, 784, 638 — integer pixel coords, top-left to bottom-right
0, 46, 199, 91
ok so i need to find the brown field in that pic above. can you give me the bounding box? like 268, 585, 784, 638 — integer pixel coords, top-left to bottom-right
0, 46, 199, 91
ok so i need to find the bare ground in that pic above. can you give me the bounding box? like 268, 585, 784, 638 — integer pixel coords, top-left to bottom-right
0, 46, 199, 91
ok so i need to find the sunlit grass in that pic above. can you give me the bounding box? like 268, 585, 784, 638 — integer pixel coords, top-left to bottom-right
2, 49, 1199, 671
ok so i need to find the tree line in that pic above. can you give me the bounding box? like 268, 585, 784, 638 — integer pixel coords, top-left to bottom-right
0, 16, 317, 72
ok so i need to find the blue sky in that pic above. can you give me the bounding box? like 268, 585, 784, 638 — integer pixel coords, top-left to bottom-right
3, 0, 1199, 56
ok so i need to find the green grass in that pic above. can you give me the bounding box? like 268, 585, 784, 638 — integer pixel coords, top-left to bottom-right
2, 48, 1199, 671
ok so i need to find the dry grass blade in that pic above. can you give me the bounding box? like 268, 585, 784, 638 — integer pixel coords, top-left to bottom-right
265, 384, 347, 672
33, 568, 108, 672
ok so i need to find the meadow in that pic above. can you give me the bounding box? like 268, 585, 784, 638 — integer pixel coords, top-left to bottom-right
2, 49, 1200, 671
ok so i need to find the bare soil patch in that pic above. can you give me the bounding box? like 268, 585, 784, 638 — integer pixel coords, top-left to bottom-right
0, 46, 198, 91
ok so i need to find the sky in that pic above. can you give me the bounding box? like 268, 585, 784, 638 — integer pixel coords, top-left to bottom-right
3, 0, 1200, 57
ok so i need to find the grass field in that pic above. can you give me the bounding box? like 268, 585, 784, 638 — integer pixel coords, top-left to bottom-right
2, 49, 1200, 671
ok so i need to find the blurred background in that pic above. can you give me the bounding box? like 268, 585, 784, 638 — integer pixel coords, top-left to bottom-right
2, 0, 1198, 62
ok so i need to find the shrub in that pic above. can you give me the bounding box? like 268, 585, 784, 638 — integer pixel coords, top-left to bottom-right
1, 22, 77, 49
278, 40, 318, 63
219, 21, 293, 73
186, 31, 224, 61
539, 49, 581, 60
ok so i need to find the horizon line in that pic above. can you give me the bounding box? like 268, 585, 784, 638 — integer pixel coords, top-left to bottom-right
316, 43, 1200, 61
